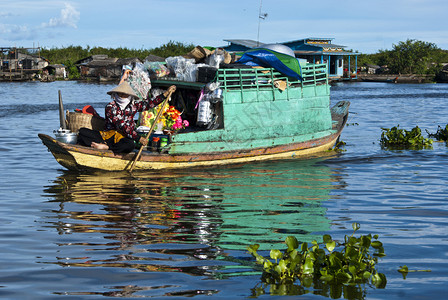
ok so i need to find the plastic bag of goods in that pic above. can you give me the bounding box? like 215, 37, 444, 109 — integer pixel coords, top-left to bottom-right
165, 56, 196, 81
144, 61, 170, 78
126, 63, 152, 99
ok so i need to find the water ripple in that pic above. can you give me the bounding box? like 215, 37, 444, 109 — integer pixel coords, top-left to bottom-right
1, 81, 448, 299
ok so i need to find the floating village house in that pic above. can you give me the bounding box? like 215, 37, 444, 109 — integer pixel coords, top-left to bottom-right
223, 38, 358, 80
43, 64, 67, 79
0, 47, 67, 81
0, 47, 50, 80
0, 47, 47, 70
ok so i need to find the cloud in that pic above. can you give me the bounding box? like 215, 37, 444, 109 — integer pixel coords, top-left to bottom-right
0, 12, 15, 18
0, 3, 80, 43
0, 23, 36, 41
41, 3, 80, 29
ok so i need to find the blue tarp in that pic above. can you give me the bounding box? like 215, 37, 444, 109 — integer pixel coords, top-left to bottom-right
235, 48, 303, 81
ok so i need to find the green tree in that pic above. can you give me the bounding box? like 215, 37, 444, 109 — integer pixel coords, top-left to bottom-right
39, 41, 195, 65
379, 39, 439, 74
150, 41, 195, 58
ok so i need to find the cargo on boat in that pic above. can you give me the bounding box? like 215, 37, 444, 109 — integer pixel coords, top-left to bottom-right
39, 45, 350, 171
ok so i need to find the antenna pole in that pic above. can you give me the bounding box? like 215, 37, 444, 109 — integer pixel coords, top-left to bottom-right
257, 0, 262, 47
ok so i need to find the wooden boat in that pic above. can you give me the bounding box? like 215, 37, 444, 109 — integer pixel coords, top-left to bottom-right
39, 61, 350, 171
361, 76, 398, 83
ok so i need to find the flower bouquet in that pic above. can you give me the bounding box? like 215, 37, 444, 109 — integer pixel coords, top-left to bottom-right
139, 104, 189, 134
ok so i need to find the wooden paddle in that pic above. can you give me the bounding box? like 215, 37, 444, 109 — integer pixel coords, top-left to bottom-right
128, 90, 174, 172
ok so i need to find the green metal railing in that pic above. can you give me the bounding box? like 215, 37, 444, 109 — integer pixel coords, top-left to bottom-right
217, 63, 328, 90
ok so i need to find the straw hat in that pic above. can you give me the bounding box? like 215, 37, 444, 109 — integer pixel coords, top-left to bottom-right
107, 81, 139, 99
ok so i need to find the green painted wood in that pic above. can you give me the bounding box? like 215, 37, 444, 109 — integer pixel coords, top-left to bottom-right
170, 129, 334, 153
169, 63, 334, 154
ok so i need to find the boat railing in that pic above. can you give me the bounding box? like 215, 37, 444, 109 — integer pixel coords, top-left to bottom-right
217, 63, 328, 91
301, 63, 328, 86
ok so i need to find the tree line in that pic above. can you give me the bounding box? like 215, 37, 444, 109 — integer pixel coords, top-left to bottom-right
40, 40, 195, 63
357, 39, 448, 75
37, 39, 448, 78
39, 41, 195, 79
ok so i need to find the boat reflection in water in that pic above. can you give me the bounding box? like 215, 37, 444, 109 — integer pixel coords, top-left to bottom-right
43, 157, 345, 297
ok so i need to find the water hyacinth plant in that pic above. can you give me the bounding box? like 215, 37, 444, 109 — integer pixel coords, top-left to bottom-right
426, 124, 448, 141
380, 125, 433, 149
247, 223, 387, 296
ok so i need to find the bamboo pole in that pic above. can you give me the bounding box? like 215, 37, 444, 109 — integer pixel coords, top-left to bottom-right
128, 90, 173, 172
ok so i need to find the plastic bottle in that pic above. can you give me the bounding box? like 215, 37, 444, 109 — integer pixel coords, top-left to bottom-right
197, 98, 211, 126
160, 137, 168, 148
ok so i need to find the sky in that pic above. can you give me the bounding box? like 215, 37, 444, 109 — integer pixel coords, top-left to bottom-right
1, 0, 447, 54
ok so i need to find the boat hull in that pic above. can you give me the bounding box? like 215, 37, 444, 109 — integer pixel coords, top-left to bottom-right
39, 101, 349, 171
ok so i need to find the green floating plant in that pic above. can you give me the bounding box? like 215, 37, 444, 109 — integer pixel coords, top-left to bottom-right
398, 265, 431, 280
426, 124, 448, 141
332, 140, 346, 152
380, 125, 433, 149
247, 223, 387, 291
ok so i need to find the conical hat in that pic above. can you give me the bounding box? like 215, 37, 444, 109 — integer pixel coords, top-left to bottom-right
107, 81, 139, 99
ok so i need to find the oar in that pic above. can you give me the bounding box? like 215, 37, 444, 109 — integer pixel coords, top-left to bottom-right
128, 90, 173, 172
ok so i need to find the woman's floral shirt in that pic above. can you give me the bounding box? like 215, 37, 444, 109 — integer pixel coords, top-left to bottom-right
104, 95, 164, 141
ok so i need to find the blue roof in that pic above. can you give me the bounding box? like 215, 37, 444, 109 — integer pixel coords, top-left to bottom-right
222, 38, 356, 56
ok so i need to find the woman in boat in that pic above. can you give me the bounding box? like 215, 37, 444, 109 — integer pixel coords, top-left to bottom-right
78, 79, 176, 154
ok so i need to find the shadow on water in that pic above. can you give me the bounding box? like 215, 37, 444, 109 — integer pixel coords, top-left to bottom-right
39, 157, 359, 298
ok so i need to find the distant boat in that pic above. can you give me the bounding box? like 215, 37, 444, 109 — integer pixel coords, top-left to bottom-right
39, 59, 350, 171
361, 76, 398, 83
437, 68, 448, 83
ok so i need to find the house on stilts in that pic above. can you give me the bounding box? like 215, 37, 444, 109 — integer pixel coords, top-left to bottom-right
223, 38, 358, 80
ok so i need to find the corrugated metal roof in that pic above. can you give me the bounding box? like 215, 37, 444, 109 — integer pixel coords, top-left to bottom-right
283, 37, 333, 44
116, 58, 141, 65
224, 39, 266, 48
83, 58, 118, 67
144, 54, 165, 62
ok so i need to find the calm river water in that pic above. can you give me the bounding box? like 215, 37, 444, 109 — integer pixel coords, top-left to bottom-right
0, 81, 447, 299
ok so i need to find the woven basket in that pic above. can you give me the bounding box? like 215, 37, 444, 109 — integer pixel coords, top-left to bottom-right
66, 111, 105, 132
184, 46, 208, 62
